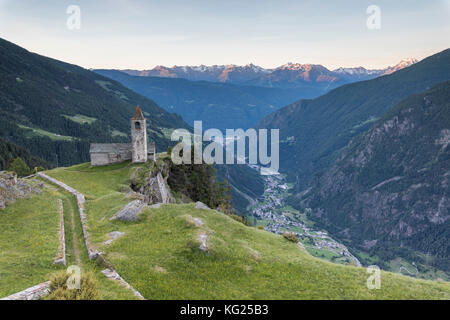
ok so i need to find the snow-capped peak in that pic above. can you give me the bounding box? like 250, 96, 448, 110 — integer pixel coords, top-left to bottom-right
393, 58, 418, 69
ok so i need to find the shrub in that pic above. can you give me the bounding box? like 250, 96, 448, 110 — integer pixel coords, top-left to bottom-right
33, 166, 45, 174
47, 270, 101, 300
7, 157, 31, 177
256, 225, 265, 230
283, 232, 299, 243
118, 184, 132, 193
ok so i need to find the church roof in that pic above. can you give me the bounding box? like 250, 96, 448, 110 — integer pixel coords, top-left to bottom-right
131, 105, 145, 120
90, 142, 155, 153
90, 143, 132, 153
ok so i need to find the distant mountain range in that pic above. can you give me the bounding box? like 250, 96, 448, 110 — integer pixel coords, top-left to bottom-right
119, 59, 418, 89
258, 50, 449, 187
94, 59, 417, 131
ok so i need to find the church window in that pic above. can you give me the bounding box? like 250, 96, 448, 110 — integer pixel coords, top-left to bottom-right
135, 121, 141, 130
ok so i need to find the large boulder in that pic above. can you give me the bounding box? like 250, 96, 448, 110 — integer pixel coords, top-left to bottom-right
110, 200, 146, 221
195, 201, 210, 210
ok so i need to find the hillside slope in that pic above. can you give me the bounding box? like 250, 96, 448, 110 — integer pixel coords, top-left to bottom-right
41, 161, 450, 299
0, 37, 189, 166
257, 48, 450, 187
298, 81, 450, 273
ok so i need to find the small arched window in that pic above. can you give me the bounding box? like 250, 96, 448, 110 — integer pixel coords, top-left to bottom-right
135, 121, 141, 130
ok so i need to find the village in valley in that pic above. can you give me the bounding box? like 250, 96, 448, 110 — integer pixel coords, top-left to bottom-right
247, 165, 361, 267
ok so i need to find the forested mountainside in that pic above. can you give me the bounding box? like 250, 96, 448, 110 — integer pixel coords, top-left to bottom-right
94, 69, 320, 130
215, 164, 265, 213
298, 82, 450, 272
0, 37, 189, 167
0, 137, 50, 171
257, 48, 450, 189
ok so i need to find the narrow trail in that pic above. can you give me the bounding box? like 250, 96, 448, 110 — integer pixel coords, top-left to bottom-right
37, 173, 145, 300
67, 199, 82, 267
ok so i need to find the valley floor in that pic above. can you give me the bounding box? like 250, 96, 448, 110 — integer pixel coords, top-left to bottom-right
247, 167, 361, 266
246, 166, 449, 281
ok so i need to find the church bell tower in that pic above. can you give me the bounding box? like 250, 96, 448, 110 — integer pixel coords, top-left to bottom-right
131, 105, 147, 163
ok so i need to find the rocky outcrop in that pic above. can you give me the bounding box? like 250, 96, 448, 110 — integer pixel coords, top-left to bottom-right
0, 172, 42, 210
130, 160, 174, 205
144, 172, 173, 204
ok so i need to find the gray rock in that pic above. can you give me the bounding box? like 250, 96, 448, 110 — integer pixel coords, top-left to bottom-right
192, 217, 204, 226
199, 233, 208, 252
125, 191, 145, 201
110, 200, 146, 221
1, 281, 50, 300
150, 203, 162, 209
103, 231, 125, 245
195, 201, 210, 210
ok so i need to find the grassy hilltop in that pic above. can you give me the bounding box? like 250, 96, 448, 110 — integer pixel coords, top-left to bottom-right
45, 162, 450, 299
1, 160, 449, 299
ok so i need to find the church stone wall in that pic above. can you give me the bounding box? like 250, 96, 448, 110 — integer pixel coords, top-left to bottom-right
90, 143, 133, 166
90, 153, 110, 166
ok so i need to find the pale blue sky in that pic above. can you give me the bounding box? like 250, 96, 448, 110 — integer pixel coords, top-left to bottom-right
0, 0, 449, 69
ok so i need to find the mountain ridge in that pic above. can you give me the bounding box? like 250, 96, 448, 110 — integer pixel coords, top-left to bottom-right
117, 58, 417, 88
257, 48, 450, 187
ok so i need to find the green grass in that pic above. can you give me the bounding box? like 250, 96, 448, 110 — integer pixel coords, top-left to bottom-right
160, 127, 175, 140
284, 226, 305, 234
62, 114, 98, 125
17, 124, 74, 141
0, 185, 63, 297
304, 246, 341, 261
42, 162, 450, 299
254, 219, 272, 227
95, 80, 129, 100
111, 130, 128, 138
0, 177, 138, 299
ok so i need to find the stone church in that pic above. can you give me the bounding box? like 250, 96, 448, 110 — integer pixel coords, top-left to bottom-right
90, 106, 156, 166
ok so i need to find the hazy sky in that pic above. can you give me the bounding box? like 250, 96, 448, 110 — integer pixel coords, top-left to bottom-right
0, 0, 449, 70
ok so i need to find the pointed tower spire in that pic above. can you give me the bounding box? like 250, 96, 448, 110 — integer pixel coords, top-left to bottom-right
131, 105, 145, 120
